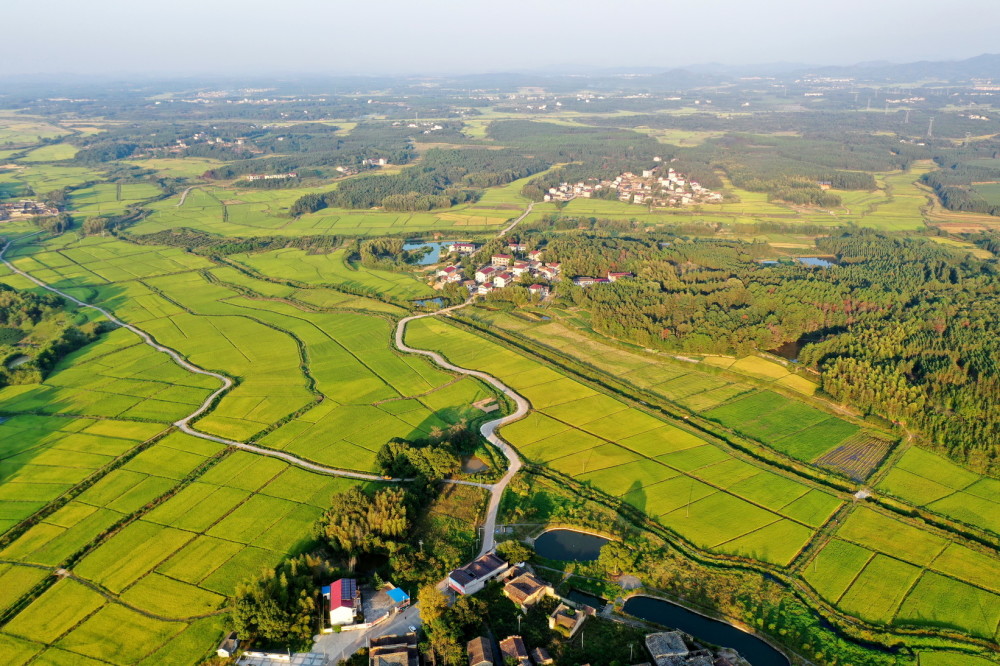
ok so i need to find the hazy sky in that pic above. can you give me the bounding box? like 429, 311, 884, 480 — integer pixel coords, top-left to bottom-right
6, 0, 1000, 76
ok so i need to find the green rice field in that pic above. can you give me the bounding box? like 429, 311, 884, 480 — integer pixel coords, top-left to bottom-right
406, 316, 842, 567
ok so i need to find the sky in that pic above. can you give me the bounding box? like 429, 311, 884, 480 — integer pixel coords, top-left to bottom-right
6, 0, 1000, 76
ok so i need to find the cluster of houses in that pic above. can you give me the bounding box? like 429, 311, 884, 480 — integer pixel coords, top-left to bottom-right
448, 553, 593, 666
434, 242, 560, 298
571, 271, 633, 288
0, 199, 59, 220
244, 172, 297, 181
542, 165, 723, 208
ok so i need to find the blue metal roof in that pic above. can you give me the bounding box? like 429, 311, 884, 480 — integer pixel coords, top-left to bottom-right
387, 587, 409, 603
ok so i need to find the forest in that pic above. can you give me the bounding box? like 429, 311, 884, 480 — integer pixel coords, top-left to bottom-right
526, 227, 999, 472
0, 284, 101, 387
290, 148, 547, 213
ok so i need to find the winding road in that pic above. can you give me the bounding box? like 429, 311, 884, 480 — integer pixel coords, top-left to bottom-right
0, 237, 390, 483
396, 303, 527, 556
0, 236, 530, 555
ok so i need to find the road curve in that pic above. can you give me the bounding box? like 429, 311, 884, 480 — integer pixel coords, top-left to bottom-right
0, 237, 392, 483
395, 301, 528, 557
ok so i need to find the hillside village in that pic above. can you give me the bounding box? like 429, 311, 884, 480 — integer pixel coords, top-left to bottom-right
432, 241, 633, 296
543, 164, 724, 207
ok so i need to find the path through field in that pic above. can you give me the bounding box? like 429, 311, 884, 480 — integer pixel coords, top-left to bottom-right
0, 237, 389, 483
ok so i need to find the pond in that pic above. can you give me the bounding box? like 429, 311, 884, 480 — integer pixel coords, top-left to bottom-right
534, 529, 609, 561
403, 241, 454, 265
796, 256, 837, 268
565, 588, 606, 610
623, 596, 789, 666
412, 297, 444, 308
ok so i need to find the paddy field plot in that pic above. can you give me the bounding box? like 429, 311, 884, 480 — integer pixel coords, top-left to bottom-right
405, 316, 841, 566
19, 143, 79, 162
875, 446, 1000, 535
233, 247, 435, 300
129, 182, 520, 237
0, 438, 368, 664
805, 506, 1000, 638
5, 234, 483, 468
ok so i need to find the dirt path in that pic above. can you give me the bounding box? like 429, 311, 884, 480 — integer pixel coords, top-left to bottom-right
0, 237, 393, 483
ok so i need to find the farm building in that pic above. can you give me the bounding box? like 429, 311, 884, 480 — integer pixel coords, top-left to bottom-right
387, 586, 411, 609
323, 578, 361, 626
467, 636, 495, 666
370, 632, 419, 666
498, 635, 531, 666
645, 631, 689, 666
528, 284, 549, 298
549, 603, 588, 638
502, 568, 554, 610
530, 647, 554, 665
448, 552, 508, 594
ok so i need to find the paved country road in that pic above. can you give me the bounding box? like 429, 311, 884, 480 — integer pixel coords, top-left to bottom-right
395, 301, 528, 557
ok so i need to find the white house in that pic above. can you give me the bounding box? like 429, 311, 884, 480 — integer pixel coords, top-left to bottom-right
323, 578, 360, 626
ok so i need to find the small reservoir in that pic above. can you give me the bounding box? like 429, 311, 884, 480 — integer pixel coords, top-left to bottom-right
623, 596, 789, 666
403, 241, 454, 265
534, 529, 609, 561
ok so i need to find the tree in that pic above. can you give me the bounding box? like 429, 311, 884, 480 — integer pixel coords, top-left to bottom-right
315, 486, 410, 562
496, 539, 534, 564
598, 541, 636, 577
232, 554, 339, 650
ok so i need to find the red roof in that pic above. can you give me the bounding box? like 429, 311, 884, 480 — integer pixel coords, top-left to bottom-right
329, 578, 357, 610
493, 253, 512, 259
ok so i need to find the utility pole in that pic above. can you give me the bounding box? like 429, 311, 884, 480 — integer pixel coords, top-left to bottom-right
927, 117, 935, 139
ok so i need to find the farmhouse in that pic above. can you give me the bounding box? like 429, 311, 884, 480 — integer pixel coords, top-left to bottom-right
448, 552, 508, 594
245, 172, 297, 181
528, 249, 544, 261
548, 603, 588, 638
493, 272, 514, 288
645, 631, 689, 666
370, 632, 419, 666
323, 578, 360, 626
475, 266, 497, 282
491, 254, 513, 267
528, 284, 549, 298
449, 241, 477, 254
530, 647, 554, 665
216, 632, 239, 658
501, 568, 554, 610
607, 271, 634, 282
467, 636, 495, 666
508, 242, 527, 253
498, 636, 531, 666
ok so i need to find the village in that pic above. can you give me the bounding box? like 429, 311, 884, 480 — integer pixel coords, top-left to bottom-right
0, 199, 59, 221
542, 163, 723, 208
441, 552, 749, 666
432, 241, 633, 297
